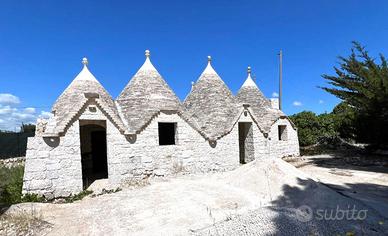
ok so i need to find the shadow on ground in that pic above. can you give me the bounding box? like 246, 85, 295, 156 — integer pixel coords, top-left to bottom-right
270, 178, 388, 235
303, 151, 388, 174
193, 178, 388, 235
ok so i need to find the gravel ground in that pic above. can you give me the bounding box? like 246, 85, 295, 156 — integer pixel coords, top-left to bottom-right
193, 207, 384, 236
287, 154, 388, 219
4, 158, 388, 235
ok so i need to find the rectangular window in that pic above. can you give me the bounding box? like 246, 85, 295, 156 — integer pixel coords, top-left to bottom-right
158, 122, 177, 145
278, 125, 287, 141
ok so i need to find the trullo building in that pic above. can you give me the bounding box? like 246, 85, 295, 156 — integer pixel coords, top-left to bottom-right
23, 51, 299, 198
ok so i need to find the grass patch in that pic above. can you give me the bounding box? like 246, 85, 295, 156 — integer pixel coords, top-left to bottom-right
0, 165, 47, 206
0, 165, 24, 206
64, 190, 93, 203
21, 193, 46, 203
90, 187, 122, 198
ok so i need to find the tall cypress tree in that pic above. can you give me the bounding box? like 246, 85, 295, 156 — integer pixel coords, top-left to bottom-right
321, 42, 388, 146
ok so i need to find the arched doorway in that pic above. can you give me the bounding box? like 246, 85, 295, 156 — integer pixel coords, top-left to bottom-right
79, 120, 108, 189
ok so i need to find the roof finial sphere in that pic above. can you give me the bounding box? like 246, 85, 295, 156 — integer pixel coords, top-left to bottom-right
247, 66, 251, 75
145, 50, 150, 58
207, 55, 211, 62
82, 57, 88, 66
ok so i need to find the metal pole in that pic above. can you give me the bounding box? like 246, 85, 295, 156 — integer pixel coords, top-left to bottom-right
279, 50, 283, 110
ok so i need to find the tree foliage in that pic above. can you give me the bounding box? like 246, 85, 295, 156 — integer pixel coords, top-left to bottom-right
290, 102, 357, 146
331, 102, 356, 140
289, 111, 330, 146
321, 42, 388, 145
0, 166, 24, 205
20, 123, 35, 133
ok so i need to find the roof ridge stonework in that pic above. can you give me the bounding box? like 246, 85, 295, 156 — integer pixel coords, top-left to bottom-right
44, 55, 293, 138
236, 67, 291, 133
116, 50, 182, 134
183, 56, 239, 139
48, 58, 126, 136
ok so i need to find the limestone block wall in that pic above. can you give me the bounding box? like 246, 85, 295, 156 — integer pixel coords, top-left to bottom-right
238, 111, 269, 160
268, 118, 300, 158
23, 103, 278, 197
22, 122, 83, 198
106, 110, 268, 186
23, 102, 113, 198
108, 112, 233, 185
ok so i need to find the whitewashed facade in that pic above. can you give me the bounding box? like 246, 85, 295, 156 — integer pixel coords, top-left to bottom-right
23, 51, 299, 198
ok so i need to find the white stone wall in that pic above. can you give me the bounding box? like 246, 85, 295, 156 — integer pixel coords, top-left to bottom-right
23, 102, 111, 198
107, 111, 267, 186
268, 118, 300, 158
238, 111, 269, 160
23, 122, 83, 198
23, 104, 287, 198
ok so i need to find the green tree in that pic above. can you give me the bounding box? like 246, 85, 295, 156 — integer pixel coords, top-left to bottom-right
321, 42, 388, 145
20, 123, 35, 133
289, 111, 321, 146
317, 112, 337, 139
332, 102, 356, 140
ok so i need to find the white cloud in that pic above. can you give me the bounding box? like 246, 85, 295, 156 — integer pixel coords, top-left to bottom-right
0, 96, 44, 130
319, 100, 324, 104
0, 113, 37, 131
24, 107, 36, 114
293, 101, 302, 106
39, 111, 53, 119
0, 93, 20, 105
12, 112, 36, 120
0, 105, 17, 115
272, 92, 279, 98
0, 107, 54, 131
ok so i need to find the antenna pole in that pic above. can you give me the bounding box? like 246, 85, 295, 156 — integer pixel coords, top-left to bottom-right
279, 50, 283, 110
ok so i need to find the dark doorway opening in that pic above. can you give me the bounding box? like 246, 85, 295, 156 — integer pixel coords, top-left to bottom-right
238, 122, 254, 164
158, 122, 177, 145
80, 121, 108, 189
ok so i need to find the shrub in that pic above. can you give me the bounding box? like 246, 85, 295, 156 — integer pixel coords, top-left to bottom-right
0, 166, 24, 205
64, 190, 93, 203
21, 193, 46, 203
289, 111, 322, 146
289, 105, 359, 147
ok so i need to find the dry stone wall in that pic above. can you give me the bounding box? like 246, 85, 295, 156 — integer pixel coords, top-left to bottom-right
22, 122, 83, 198
23, 104, 298, 198
268, 118, 300, 158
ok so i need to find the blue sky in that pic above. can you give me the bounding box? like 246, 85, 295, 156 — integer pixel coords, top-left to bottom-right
1, 1, 388, 131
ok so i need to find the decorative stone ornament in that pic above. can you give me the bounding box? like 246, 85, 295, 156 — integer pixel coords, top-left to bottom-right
82, 57, 88, 66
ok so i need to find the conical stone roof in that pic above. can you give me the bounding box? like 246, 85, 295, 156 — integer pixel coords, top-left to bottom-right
236, 67, 286, 133
236, 67, 271, 108
116, 50, 182, 134
183, 56, 238, 140
50, 58, 126, 135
